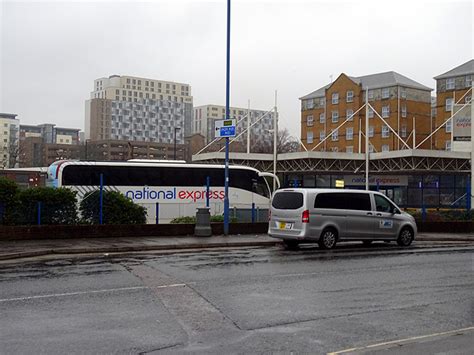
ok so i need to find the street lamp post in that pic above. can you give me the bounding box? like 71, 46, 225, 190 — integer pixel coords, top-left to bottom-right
174, 127, 181, 160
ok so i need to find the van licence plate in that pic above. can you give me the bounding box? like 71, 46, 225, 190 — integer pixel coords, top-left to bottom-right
278, 222, 293, 230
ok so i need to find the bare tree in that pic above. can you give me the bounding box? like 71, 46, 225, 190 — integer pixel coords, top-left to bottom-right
252, 128, 300, 154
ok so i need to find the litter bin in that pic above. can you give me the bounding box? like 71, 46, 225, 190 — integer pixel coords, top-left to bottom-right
195, 207, 212, 237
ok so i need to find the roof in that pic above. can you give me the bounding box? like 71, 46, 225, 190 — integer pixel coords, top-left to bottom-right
0, 113, 18, 119
434, 59, 474, 80
300, 71, 432, 101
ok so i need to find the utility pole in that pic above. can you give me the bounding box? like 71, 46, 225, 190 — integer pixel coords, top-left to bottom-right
223, 0, 231, 235
273, 91, 278, 192
365, 89, 369, 190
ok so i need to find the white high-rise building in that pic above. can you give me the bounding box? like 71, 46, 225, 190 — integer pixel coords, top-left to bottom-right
0, 113, 20, 168
85, 75, 193, 144
193, 104, 274, 149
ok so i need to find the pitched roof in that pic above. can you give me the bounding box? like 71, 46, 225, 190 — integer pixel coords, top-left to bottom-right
300, 71, 432, 101
434, 59, 474, 80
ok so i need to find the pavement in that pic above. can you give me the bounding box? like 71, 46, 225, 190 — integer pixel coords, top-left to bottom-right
0, 232, 473, 263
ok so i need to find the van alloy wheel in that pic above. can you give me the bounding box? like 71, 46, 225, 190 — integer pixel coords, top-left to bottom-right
319, 229, 337, 249
397, 228, 414, 247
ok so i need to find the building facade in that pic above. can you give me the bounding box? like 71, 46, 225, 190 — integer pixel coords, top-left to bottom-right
300, 72, 432, 153
84, 140, 185, 162
433, 59, 473, 151
85, 75, 193, 146
193, 104, 274, 150
20, 123, 80, 145
20, 137, 83, 167
0, 113, 20, 168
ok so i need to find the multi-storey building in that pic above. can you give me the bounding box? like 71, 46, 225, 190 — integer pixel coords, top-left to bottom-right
433, 59, 473, 151
85, 75, 193, 146
193, 104, 274, 150
0, 113, 20, 168
20, 123, 80, 145
300, 71, 432, 153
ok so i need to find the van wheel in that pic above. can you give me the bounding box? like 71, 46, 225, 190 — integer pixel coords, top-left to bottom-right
397, 227, 414, 247
283, 240, 299, 250
319, 228, 337, 249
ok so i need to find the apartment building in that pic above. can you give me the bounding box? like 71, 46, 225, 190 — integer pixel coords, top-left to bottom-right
20, 123, 80, 145
0, 113, 20, 168
85, 75, 193, 146
193, 104, 274, 150
84, 140, 185, 162
300, 71, 432, 153
433, 59, 473, 151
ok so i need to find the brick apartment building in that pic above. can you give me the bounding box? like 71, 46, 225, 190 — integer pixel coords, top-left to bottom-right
433, 59, 473, 151
300, 71, 432, 153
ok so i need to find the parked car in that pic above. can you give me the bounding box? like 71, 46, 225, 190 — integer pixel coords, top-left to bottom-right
268, 188, 417, 249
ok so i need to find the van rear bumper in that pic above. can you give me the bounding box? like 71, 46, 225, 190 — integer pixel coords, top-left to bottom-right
268, 226, 313, 241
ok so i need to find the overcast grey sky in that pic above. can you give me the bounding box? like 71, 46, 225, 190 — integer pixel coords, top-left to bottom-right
0, 0, 472, 137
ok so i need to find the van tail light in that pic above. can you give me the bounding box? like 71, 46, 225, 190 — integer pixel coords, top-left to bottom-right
302, 210, 310, 223
268, 209, 272, 222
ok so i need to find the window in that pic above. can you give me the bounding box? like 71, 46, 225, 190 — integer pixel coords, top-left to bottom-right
382, 144, 389, 152
306, 99, 314, 109
368, 107, 374, 118
466, 76, 472, 88
369, 126, 374, 137
369, 144, 374, 153
346, 127, 353, 140
401, 104, 407, 117
346, 109, 354, 121
401, 125, 407, 138
346, 146, 353, 153
375, 194, 395, 213
446, 119, 452, 133
320, 131, 325, 141
446, 78, 455, 90
346, 90, 354, 102
382, 105, 390, 118
272, 192, 303, 210
307, 131, 314, 144
382, 88, 390, 99
465, 96, 472, 104
306, 115, 314, 126
332, 93, 339, 104
314, 192, 371, 211
400, 87, 407, 99
319, 113, 325, 123
332, 147, 339, 152
332, 111, 339, 123
331, 129, 338, 141
382, 125, 390, 138
445, 98, 454, 112
368, 90, 374, 100
445, 141, 451, 151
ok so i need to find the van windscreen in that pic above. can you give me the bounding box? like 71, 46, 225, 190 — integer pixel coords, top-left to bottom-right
272, 192, 304, 210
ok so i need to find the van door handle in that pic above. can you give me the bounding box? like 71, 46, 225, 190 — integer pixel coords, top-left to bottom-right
376, 213, 382, 217
366, 212, 373, 216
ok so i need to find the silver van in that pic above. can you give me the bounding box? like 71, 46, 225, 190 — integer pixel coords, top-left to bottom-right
268, 188, 417, 249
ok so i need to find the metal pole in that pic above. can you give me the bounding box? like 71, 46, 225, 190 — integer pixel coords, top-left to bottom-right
174, 127, 177, 160
37, 201, 41, 226
413, 117, 416, 149
99, 173, 104, 225
155, 203, 159, 224
247, 99, 250, 154
365, 89, 369, 190
358, 118, 362, 153
273, 90, 278, 192
224, 0, 231, 236
471, 82, 474, 210
206, 176, 210, 208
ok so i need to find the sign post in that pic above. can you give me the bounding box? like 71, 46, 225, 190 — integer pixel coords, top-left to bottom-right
224, 0, 231, 236
214, 119, 236, 138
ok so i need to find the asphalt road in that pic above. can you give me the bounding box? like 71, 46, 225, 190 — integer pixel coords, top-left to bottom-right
0, 244, 473, 354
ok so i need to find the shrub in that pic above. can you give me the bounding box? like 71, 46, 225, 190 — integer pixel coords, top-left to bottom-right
15, 187, 78, 225
80, 190, 147, 224
0, 177, 19, 225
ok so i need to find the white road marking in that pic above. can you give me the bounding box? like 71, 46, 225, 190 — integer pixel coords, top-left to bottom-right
0, 283, 187, 303
327, 326, 474, 354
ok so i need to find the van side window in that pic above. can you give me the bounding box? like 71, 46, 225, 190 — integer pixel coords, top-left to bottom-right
374, 194, 393, 213
314, 193, 371, 211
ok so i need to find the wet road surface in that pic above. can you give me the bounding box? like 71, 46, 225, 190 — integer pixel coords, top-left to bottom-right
0, 244, 473, 354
